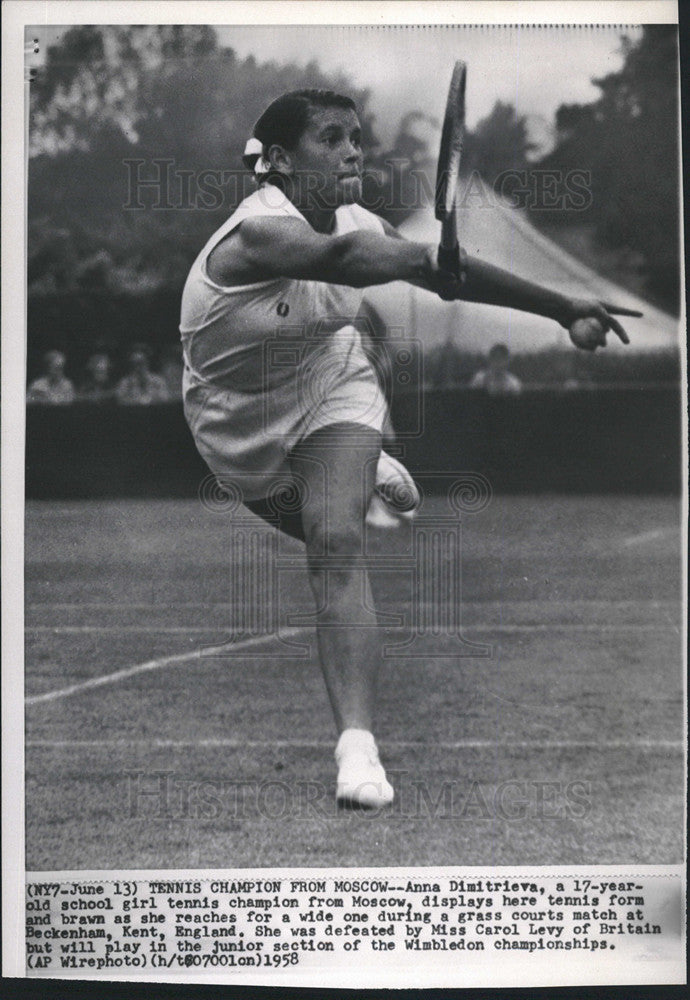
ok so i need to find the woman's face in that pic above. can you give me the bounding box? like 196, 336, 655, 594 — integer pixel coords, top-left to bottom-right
278, 105, 363, 208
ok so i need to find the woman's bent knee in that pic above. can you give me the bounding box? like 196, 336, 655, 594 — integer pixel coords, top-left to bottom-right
303, 523, 367, 594
305, 522, 364, 560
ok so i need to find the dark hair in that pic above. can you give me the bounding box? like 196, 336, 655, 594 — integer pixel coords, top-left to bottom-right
243, 89, 357, 173
488, 343, 510, 361
44, 349, 66, 366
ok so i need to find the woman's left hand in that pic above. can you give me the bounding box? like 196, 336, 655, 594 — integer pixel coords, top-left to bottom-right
559, 297, 643, 346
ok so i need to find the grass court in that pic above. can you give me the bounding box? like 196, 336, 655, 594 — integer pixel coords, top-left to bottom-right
25, 494, 683, 870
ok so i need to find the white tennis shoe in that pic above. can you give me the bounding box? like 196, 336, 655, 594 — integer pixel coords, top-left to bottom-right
367, 450, 420, 529
335, 729, 394, 809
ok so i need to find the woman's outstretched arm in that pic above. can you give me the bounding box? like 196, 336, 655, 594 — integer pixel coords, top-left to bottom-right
379, 218, 640, 344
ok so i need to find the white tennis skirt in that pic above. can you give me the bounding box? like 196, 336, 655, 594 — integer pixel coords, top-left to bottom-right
183, 325, 389, 503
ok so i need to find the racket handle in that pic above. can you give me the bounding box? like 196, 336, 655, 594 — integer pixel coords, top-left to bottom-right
438, 211, 465, 280
438, 241, 461, 279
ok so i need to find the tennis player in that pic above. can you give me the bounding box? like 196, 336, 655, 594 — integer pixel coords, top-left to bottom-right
180, 89, 634, 809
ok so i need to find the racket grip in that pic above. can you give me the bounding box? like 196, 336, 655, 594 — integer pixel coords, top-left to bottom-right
438, 242, 460, 278
438, 241, 467, 283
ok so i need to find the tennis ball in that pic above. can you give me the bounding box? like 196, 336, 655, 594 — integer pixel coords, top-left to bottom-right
569, 317, 607, 351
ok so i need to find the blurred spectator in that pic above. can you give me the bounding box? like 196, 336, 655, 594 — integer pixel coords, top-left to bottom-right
78, 352, 115, 403
160, 343, 184, 400
115, 344, 169, 405
470, 343, 522, 395
27, 350, 75, 405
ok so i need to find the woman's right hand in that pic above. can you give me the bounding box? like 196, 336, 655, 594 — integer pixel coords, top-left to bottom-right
425, 244, 467, 300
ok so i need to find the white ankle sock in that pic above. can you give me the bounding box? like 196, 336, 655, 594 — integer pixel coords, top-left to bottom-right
335, 728, 377, 759
335, 729, 394, 808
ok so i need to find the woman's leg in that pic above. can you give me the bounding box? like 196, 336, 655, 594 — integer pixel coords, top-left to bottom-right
287, 422, 382, 735
242, 423, 394, 806
286, 422, 394, 807
242, 425, 384, 730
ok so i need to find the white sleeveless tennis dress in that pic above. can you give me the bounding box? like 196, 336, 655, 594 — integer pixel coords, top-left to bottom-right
180, 184, 389, 502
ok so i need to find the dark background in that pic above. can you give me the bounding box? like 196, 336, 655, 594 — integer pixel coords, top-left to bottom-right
26, 386, 681, 498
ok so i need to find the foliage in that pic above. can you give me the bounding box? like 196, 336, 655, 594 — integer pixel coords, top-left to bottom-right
28, 26, 379, 295
528, 26, 680, 312
462, 100, 535, 181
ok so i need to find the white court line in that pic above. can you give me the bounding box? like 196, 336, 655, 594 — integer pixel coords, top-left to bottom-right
622, 528, 675, 548
25, 617, 683, 706
25, 739, 683, 751
25, 627, 308, 708
25, 624, 680, 634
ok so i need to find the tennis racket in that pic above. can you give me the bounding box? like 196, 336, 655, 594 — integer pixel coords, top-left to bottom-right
435, 61, 467, 280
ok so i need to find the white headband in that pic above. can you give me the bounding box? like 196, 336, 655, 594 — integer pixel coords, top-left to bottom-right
243, 137, 270, 175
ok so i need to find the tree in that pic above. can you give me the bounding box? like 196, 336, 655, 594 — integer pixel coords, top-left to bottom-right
29, 26, 219, 155
463, 101, 535, 183
28, 26, 379, 296
532, 26, 679, 312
